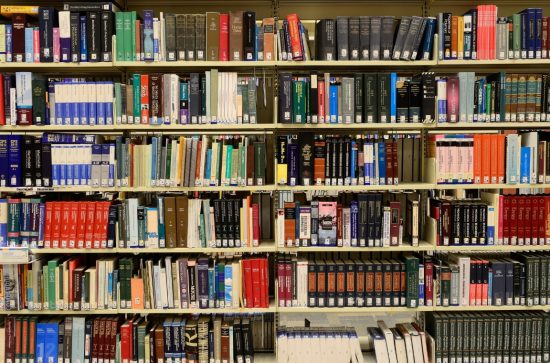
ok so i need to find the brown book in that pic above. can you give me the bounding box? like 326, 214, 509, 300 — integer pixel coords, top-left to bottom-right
28, 317, 36, 363
126, 79, 134, 122
21, 318, 28, 363
12, 14, 26, 62
206, 12, 220, 61
175, 196, 188, 247
103, 317, 112, 363
220, 320, 231, 363
229, 11, 244, 61
72, 266, 85, 310
92, 318, 100, 362
163, 196, 177, 248
154, 324, 165, 363
135, 20, 141, 61
14, 317, 21, 363
109, 318, 119, 362
451, 16, 458, 59
262, 18, 275, 61
150, 74, 160, 122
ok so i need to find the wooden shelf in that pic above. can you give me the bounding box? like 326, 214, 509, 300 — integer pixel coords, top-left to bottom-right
0, 62, 117, 70
116, 241, 277, 253
0, 124, 275, 132
279, 241, 434, 252
0, 309, 119, 315
121, 302, 277, 314
278, 183, 434, 192
115, 60, 278, 68
0, 185, 276, 193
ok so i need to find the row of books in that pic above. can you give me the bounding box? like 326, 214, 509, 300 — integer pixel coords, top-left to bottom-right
431, 132, 548, 185
0, 193, 272, 249
4, 255, 269, 311
0, 4, 117, 64
284, 15, 435, 62
276, 134, 422, 186
275, 193, 419, 248
0, 134, 268, 188
368, 321, 431, 363
0, 314, 273, 363
425, 311, 550, 363
438, 6, 550, 60
0, 72, 264, 126
277, 252, 550, 308
276, 326, 363, 363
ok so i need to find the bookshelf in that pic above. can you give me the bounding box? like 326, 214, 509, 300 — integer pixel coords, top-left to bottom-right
4, 1, 550, 362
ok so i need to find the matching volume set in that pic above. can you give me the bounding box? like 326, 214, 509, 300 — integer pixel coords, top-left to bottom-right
3, 2, 550, 363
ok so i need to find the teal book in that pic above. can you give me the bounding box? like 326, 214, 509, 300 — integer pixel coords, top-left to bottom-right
224, 263, 233, 308
132, 74, 141, 124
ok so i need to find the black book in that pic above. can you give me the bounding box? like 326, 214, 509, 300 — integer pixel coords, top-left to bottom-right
39, 7, 56, 63
382, 260, 392, 306
325, 136, 332, 184
233, 319, 243, 362
41, 143, 52, 187
279, 73, 292, 123
307, 262, 317, 307
365, 262, 374, 306
348, 17, 360, 60
70, 12, 81, 62
62, 2, 121, 12
380, 16, 395, 60
189, 73, 201, 124
243, 12, 256, 61
107, 204, 118, 248
325, 260, 336, 307
345, 261, 356, 307
309, 74, 318, 122
373, 260, 383, 306
364, 73, 378, 123
33, 137, 42, 187
354, 74, 363, 122
100, 11, 113, 62
408, 78, 422, 122
316, 19, 336, 61
226, 199, 234, 246
336, 136, 344, 185
410, 17, 428, 60
213, 200, 222, 247
373, 193, 382, 245
22, 136, 34, 187
176, 14, 186, 60
453, 203, 462, 245
343, 137, 350, 183
336, 260, 346, 307
442, 13, 452, 59
378, 73, 391, 123
336, 16, 349, 60
31, 78, 47, 125
165, 13, 176, 61
184, 15, 195, 60
392, 16, 411, 60
241, 318, 254, 362
359, 16, 370, 60
87, 12, 100, 62
331, 136, 339, 185
396, 79, 410, 123
299, 133, 314, 186
220, 199, 228, 246
194, 14, 206, 61
420, 72, 435, 122
401, 16, 423, 60
358, 194, 369, 247
233, 199, 241, 245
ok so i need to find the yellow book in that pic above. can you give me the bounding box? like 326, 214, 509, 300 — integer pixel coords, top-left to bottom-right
176, 136, 185, 185
277, 137, 288, 184
0, 5, 39, 17
458, 16, 465, 60
0, 25, 5, 62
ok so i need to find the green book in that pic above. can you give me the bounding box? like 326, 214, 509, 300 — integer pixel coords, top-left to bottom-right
42, 265, 49, 309
512, 13, 521, 59
115, 12, 125, 61
123, 12, 132, 61
239, 143, 246, 186
230, 148, 239, 185
47, 258, 61, 310
254, 141, 266, 186
130, 11, 137, 61
401, 254, 419, 308
217, 262, 225, 307
292, 80, 306, 123
485, 82, 492, 119
199, 212, 206, 248
225, 145, 233, 185
133, 74, 141, 124
242, 83, 249, 123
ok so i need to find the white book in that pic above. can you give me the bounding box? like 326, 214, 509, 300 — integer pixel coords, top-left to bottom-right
165, 256, 174, 308
211, 69, 218, 122
159, 265, 168, 308
396, 325, 415, 363
377, 321, 398, 363
403, 323, 424, 363
369, 328, 390, 363
391, 328, 408, 363
159, 12, 165, 62
342, 208, 351, 246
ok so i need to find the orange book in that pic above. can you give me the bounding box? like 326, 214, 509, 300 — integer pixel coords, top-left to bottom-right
473, 134, 482, 184
481, 134, 491, 184
284, 202, 296, 246
262, 18, 275, 61
131, 278, 145, 309
286, 14, 303, 60
497, 134, 506, 183
451, 16, 458, 59
21, 318, 28, 362
140, 74, 149, 124
314, 139, 326, 184
490, 135, 499, 184
457, 16, 464, 59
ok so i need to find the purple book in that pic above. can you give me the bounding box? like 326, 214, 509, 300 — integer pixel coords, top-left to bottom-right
59, 11, 72, 62
288, 143, 299, 186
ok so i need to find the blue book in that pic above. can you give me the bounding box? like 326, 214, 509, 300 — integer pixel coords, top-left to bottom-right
390, 73, 397, 122
89, 84, 97, 125
216, 262, 225, 307
329, 82, 338, 123
437, 79, 447, 121
421, 17, 436, 60
5, 25, 12, 62
350, 140, 356, 183
418, 263, 425, 303
204, 149, 212, 183
44, 321, 59, 363
143, 10, 154, 61
97, 82, 106, 125
521, 12, 528, 59
506, 134, 519, 184
25, 27, 33, 62
157, 197, 166, 248
78, 83, 88, 125
0, 199, 7, 247
224, 263, 233, 307
520, 146, 531, 183
522, 9, 536, 58
0, 136, 9, 187
80, 15, 88, 62
535, 8, 542, 58
208, 266, 216, 307
38, 202, 45, 246
105, 82, 114, 125
377, 141, 386, 185
36, 322, 47, 363
8, 135, 21, 187
350, 200, 358, 247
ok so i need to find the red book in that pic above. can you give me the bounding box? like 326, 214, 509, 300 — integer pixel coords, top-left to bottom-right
524, 197, 532, 245
84, 202, 96, 249
252, 203, 260, 247
68, 202, 78, 248
109, 319, 119, 362
469, 260, 477, 305
11, 14, 26, 62
93, 201, 106, 248
392, 139, 399, 184
101, 202, 110, 247
43, 202, 53, 248
0, 73, 4, 125
424, 259, 433, 306
510, 196, 518, 244
219, 14, 229, 61
250, 258, 262, 308
51, 202, 62, 248
318, 80, 325, 123
33, 28, 39, 62
539, 197, 546, 245
97, 318, 106, 363
67, 256, 83, 308
389, 201, 401, 246
543, 17, 548, 58
446, 76, 459, 122
284, 258, 292, 307
502, 196, 510, 245
242, 259, 253, 308
285, 14, 303, 60
277, 260, 286, 307
92, 318, 100, 363
103, 318, 112, 363
140, 74, 149, 124
385, 141, 393, 185
481, 260, 489, 305
336, 204, 343, 246
76, 202, 87, 248
60, 201, 71, 248
260, 257, 268, 308
517, 196, 525, 245
120, 320, 133, 363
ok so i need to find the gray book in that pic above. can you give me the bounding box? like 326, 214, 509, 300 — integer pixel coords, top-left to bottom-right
380, 16, 395, 60
392, 16, 412, 60
164, 13, 177, 61
496, 17, 508, 60
183, 137, 192, 186
369, 17, 381, 60
458, 72, 468, 122
189, 137, 198, 187
195, 14, 206, 60
247, 77, 257, 124
176, 14, 186, 60
341, 77, 354, 123
336, 16, 349, 60
241, 81, 249, 123
401, 16, 423, 60
184, 14, 196, 60
410, 17, 427, 60
359, 16, 370, 60
348, 17, 360, 60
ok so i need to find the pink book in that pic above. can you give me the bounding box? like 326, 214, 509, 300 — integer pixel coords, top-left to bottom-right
53, 27, 60, 62
33, 28, 40, 62
446, 76, 459, 123
498, 195, 504, 245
